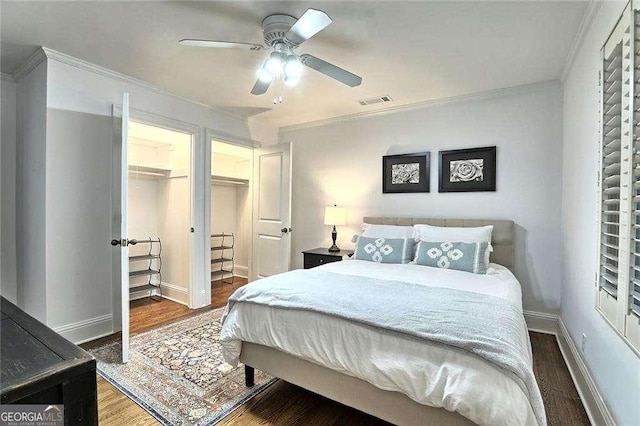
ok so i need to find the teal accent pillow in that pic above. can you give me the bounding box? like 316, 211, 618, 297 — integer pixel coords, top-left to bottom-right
414, 241, 490, 274
353, 236, 414, 264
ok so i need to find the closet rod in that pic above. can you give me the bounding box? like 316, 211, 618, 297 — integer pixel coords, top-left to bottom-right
130, 238, 161, 245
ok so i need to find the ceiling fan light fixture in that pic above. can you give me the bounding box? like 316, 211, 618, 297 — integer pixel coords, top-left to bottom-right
180, 8, 361, 98
283, 55, 303, 80
284, 75, 300, 87
257, 67, 273, 83
265, 51, 285, 76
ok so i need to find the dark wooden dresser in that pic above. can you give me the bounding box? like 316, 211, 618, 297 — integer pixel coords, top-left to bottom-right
0, 297, 97, 425
302, 247, 354, 269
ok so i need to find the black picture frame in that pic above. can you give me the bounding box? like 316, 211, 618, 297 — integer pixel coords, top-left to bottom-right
438, 146, 496, 192
382, 152, 430, 193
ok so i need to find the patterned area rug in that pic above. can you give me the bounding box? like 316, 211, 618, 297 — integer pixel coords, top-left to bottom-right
90, 308, 275, 425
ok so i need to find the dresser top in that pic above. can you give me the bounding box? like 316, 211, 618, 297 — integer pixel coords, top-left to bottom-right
1, 297, 95, 402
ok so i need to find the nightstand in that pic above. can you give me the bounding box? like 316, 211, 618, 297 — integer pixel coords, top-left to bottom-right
302, 248, 354, 269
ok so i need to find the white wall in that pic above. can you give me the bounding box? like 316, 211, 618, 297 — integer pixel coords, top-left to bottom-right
211, 183, 250, 277
248, 118, 279, 147
128, 177, 159, 239
1, 78, 17, 304
281, 83, 563, 314
235, 185, 251, 277
211, 185, 237, 237
128, 138, 192, 305
158, 176, 191, 302
16, 61, 47, 321
127, 176, 161, 297
47, 60, 251, 141
562, 2, 640, 424
129, 140, 171, 171
211, 151, 251, 277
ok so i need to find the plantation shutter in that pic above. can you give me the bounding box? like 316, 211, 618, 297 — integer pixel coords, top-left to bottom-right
627, 8, 640, 349
599, 11, 626, 323
632, 10, 640, 319
598, 2, 640, 352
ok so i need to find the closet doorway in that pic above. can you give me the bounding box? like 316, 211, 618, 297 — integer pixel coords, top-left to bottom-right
210, 140, 253, 306
127, 121, 194, 321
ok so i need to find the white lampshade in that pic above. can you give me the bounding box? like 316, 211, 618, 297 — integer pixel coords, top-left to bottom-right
324, 205, 346, 226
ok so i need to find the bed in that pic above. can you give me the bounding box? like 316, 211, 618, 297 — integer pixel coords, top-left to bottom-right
220, 218, 544, 426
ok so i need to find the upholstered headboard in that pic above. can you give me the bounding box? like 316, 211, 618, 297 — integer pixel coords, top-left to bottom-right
362, 217, 515, 270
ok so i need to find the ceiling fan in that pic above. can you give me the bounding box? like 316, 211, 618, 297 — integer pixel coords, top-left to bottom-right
179, 9, 363, 99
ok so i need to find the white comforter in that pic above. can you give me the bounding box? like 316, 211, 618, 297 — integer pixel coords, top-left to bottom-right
220, 261, 538, 426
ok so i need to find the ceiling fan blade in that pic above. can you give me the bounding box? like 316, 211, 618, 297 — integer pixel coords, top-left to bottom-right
179, 39, 264, 51
299, 54, 362, 87
251, 77, 271, 95
285, 9, 332, 45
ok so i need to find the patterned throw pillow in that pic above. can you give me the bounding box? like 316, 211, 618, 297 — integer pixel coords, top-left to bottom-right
353, 236, 414, 264
414, 241, 490, 274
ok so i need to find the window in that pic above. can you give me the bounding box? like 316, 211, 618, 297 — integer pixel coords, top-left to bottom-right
597, 1, 640, 353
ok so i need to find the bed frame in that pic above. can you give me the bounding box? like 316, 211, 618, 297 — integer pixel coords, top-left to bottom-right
241, 217, 515, 425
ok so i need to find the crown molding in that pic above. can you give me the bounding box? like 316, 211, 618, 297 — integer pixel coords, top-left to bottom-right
280, 80, 561, 134
205, 127, 261, 149
11, 47, 47, 81
40, 47, 246, 121
1, 72, 15, 82
560, 0, 603, 83
11, 46, 246, 122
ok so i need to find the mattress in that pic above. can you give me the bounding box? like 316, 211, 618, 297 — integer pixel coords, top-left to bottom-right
220, 260, 538, 426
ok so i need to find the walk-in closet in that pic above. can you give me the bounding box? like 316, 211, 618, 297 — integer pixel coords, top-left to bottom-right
210, 141, 252, 288
127, 122, 192, 306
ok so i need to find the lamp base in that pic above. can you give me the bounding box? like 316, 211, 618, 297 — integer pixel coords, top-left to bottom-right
328, 225, 340, 252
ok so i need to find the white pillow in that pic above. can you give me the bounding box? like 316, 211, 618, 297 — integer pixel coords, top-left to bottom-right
414, 224, 493, 243
414, 224, 494, 265
362, 223, 416, 239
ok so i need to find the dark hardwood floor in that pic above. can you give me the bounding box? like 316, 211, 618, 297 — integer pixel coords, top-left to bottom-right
129, 276, 247, 334
530, 333, 590, 425
83, 278, 590, 425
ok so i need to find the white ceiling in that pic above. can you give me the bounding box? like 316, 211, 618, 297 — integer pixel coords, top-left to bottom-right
1, 1, 588, 129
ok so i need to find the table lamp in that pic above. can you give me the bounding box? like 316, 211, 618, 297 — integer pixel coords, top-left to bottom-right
324, 205, 346, 252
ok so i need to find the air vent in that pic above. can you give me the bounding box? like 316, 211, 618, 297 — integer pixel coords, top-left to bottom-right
358, 95, 393, 106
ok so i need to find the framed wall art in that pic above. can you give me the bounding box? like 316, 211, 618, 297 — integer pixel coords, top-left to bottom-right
382, 152, 430, 193
438, 146, 496, 192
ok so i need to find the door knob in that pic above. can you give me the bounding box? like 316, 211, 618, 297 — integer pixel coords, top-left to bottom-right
110, 239, 121, 246
281, 227, 288, 233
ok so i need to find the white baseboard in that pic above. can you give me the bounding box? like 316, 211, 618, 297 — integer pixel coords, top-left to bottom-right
129, 282, 189, 306
523, 310, 614, 426
160, 282, 189, 306
53, 313, 113, 345
524, 310, 559, 334
556, 318, 615, 426
234, 265, 249, 278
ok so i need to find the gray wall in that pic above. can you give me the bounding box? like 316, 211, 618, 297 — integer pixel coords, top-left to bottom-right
562, 2, 640, 424
1, 78, 17, 304
16, 61, 47, 321
45, 109, 113, 332
281, 83, 563, 314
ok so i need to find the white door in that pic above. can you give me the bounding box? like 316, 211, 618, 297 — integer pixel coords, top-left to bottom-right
111, 93, 130, 363
252, 143, 292, 279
